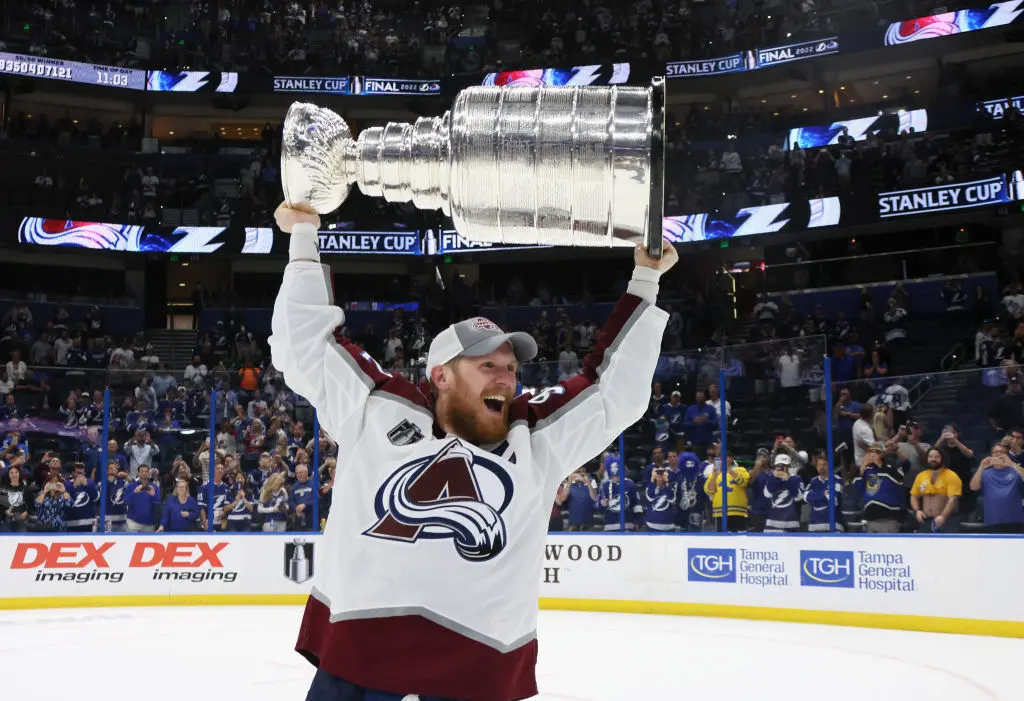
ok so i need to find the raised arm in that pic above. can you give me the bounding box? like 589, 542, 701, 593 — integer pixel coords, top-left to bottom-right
269, 206, 394, 445
522, 244, 677, 481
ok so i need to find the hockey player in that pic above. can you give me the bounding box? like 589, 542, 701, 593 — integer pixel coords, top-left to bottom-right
272, 203, 677, 701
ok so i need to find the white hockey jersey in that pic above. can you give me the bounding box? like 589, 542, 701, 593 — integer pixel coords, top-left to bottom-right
270, 247, 668, 701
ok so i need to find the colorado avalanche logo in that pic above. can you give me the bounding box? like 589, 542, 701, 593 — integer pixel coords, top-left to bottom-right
364, 440, 514, 562
472, 317, 499, 331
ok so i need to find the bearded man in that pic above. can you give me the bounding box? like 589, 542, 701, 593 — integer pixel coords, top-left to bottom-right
270, 203, 677, 701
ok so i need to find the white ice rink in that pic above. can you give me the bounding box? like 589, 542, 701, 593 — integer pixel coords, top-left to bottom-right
2, 606, 1021, 700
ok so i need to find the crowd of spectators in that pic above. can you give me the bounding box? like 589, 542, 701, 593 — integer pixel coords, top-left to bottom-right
0, 301, 341, 533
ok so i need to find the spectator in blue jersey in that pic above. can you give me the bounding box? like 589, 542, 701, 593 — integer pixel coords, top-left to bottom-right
225, 472, 255, 531
291, 464, 317, 530
34, 479, 70, 531
683, 390, 718, 458
556, 467, 597, 531
651, 413, 671, 453
762, 454, 804, 532
970, 442, 1024, 533
258, 472, 290, 532
644, 464, 679, 531
107, 439, 128, 475
675, 448, 704, 531
661, 391, 686, 448
859, 444, 905, 533
199, 462, 230, 530
805, 451, 844, 532
642, 447, 671, 484
158, 479, 201, 532
125, 464, 161, 532
103, 461, 130, 532
248, 451, 274, 495
598, 462, 641, 531
63, 463, 97, 532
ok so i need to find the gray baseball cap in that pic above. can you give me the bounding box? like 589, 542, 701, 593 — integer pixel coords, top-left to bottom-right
426, 316, 537, 372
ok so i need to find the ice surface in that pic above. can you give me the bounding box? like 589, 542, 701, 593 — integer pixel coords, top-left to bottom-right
0, 606, 1019, 700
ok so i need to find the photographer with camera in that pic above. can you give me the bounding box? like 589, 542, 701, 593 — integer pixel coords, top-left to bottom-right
896, 421, 930, 489
910, 448, 962, 533
970, 441, 1024, 533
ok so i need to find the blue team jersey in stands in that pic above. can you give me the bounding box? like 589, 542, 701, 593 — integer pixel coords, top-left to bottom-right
805, 475, 843, 531
644, 482, 679, 530
763, 474, 804, 531
105, 477, 129, 521
861, 462, 906, 519
749, 471, 770, 517
226, 484, 253, 525
675, 452, 703, 511
661, 402, 685, 434
63, 478, 97, 528
599, 478, 641, 529
198, 482, 230, 523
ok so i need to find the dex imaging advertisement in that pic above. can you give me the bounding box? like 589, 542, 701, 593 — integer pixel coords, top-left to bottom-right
482, 63, 631, 87
884, 0, 1024, 45
785, 109, 929, 149
877, 173, 1023, 219
0, 52, 146, 90
663, 197, 842, 242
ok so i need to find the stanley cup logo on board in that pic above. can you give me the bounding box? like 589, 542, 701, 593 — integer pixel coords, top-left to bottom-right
280, 79, 667, 257
284, 538, 313, 584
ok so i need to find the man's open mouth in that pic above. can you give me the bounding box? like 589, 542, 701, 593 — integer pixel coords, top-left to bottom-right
482, 395, 506, 415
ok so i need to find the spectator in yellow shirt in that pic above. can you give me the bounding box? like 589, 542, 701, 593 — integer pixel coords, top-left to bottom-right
910, 448, 962, 533
704, 455, 750, 532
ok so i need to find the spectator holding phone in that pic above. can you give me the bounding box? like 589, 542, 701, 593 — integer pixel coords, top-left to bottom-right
63, 462, 97, 532
911, 448, 962, 533
158, 479, 201, 532
762, 453, 804, 532
860, 444, 904, 533
125, 428, 160, 478
555, 467, 597, 531
34, 479, 70, 531
199, 462, 230, 531
644, 465, 679, 531
598, 462, 641, 531
104, 461, 129, 532
934, 423, 975, 516
970, 442, 1024, 533
704, 453, 749, 531
125, 464, 160, 532
805, 451, 844, 532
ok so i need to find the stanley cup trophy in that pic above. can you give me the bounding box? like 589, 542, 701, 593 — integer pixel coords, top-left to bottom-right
280, 77, 665, 257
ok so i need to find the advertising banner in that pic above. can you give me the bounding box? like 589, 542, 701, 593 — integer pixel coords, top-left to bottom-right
0, 52, 146, 90
755, 37, 840, 68
663, 197, 842, 242
480, 63, 631, 87
427, 229, 554, 255
146, 71, 239, 93
317, 230, 422, 255
539, 534, 1024, 625
785, 109, 928, 150
979, 94, 1024, 120
877, 173, 1023, 219
883, 0, 1024, 46
17, 218, 274, 254
0, 535, 319, 602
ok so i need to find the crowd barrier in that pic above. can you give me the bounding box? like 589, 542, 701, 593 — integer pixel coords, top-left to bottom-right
1, 532, 1020, 640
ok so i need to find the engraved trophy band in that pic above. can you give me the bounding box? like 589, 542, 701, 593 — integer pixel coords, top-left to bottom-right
281, 77, 665, 257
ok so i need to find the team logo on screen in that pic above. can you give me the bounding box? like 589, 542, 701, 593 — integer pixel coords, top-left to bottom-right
364, 439, 514, 562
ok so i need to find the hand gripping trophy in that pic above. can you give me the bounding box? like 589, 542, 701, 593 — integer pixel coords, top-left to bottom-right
280, 77, 666, 257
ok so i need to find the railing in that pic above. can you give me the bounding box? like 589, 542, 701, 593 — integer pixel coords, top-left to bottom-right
2, 345, 1021, 536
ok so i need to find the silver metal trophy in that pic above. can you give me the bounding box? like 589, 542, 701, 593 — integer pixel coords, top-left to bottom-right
281, 77, 665, 257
